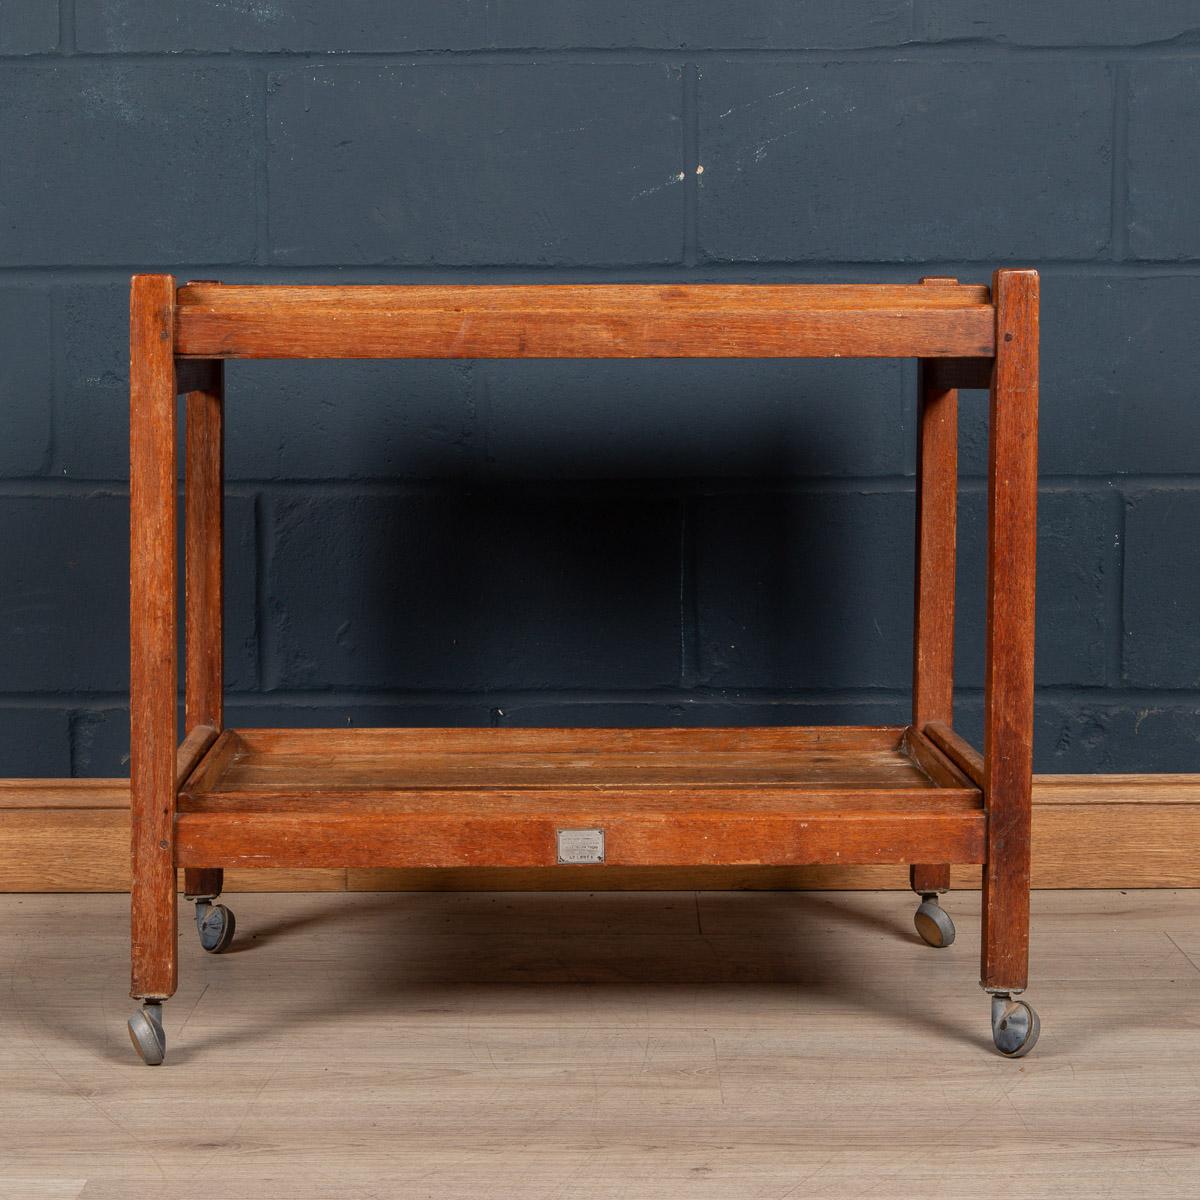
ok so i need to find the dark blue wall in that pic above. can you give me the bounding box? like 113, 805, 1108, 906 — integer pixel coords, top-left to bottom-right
3, 3, 1198, 775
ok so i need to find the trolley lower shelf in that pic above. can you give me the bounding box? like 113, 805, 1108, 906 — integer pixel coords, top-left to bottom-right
176, 725, 984, 870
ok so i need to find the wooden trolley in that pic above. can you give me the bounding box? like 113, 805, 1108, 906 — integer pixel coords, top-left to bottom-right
128, 272, 1040, 1064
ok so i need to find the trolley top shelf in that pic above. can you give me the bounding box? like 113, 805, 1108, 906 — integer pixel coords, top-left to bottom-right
168, 279, 996, 361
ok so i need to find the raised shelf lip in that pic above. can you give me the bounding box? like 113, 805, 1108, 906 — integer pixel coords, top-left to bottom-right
174, 724, 985, 869
177, 724, 983, 807
170, 281, 996, 361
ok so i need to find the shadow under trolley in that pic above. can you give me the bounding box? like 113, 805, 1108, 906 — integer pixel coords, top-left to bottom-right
127, 271, 1040, 1064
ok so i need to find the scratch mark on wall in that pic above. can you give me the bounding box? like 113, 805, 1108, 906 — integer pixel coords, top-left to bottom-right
631, 171, 686, 201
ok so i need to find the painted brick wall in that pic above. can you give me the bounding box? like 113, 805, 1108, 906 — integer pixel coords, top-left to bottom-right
3, 3, 1198, 775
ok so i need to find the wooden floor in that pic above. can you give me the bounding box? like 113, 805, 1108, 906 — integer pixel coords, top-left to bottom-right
2, 890, 1199, 1199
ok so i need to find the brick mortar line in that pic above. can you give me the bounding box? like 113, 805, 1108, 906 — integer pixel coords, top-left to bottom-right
4, 477, 1200, 498
8, 262, 1200, 281
3, 45, 1200, 63
6, 686, 1200, 707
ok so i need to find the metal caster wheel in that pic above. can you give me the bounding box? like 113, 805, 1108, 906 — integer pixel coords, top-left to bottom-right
914, 894, 955, 948
991, 994, 1040, 1058
128, 1003, 165, 1066
195, 900, 236, 953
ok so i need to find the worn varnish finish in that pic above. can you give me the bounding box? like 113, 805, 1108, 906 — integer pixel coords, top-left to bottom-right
129, 274, 179, 1001
980, 269, 1040, 992
129, 273, 1038, 1024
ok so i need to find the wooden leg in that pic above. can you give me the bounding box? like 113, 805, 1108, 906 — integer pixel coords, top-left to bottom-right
980, 269, 1039, 993
183, 361, 225, 903
130, 274, 179, 1002
912, 277, 960, 900
184, 867, 224, 899
910, 863, 951, 895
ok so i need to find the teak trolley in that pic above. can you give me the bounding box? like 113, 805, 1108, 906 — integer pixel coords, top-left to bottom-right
128, 271, 1040, 1064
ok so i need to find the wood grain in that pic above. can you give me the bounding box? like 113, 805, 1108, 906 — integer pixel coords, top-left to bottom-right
980, 268, 1040, 992
128, 273, 179, 1002
174, 283, 995, 360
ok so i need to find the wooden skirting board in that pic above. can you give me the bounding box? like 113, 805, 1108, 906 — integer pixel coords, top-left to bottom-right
2, 774, 1199, 891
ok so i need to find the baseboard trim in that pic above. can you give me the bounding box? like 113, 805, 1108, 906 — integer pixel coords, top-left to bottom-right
2, 775, 1199, 891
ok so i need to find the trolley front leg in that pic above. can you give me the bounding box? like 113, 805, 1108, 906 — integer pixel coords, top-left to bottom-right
129, 273, 181, 1063
979, 268, 1040, 1058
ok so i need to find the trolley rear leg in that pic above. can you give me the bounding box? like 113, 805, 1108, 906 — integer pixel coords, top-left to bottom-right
185, 869, 236, 954
910, 864, 955, 947
182, 359, 232, 958
910, 281, 960, 959
184, 867, 223, 900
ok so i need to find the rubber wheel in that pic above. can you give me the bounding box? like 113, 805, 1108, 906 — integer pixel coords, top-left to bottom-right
197, 903, 236, 953
914, 898, 955, 948
128, 1006, 165, 1066
992, 997, 1041, 1058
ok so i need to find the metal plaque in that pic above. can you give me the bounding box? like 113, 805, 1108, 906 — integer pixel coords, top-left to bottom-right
556, 828, 605, 864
